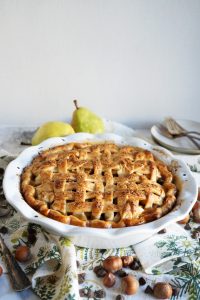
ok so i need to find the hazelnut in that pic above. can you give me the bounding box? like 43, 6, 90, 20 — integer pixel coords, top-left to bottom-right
0, 265, 3, 277
121, 274, 139, 295
103, 272, 116, 288
121, 256, 134, 267
178, 214, 190, 224
15, 245, 31, 262
103, 256, 122, 273
153, 282, 173, 299
192, 201, 200, 223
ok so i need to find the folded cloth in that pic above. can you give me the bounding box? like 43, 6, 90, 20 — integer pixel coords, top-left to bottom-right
0, 220, 79, 299
1, 154, 200, 300
133, 223, 199, 274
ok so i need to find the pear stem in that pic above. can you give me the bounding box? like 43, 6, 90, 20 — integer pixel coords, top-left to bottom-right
73, 100, 79, 110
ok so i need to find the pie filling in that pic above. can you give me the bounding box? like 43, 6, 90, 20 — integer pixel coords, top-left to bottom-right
20, 142, 177, 228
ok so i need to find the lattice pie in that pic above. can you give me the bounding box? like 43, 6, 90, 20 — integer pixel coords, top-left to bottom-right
20, 143, 177, 228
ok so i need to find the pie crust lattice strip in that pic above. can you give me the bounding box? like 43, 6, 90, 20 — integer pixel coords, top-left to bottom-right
21, 142, 177, 228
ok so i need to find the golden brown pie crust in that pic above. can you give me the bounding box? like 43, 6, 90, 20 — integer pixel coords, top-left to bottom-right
20, 142, 177, 228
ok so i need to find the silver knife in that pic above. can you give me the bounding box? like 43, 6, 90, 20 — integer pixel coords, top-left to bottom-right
0, 234, 31, 291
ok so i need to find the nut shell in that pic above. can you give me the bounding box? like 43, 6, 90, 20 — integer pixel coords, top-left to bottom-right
103, 256, 122, 273
122, 274, 139, 295
153, 282, 173, 299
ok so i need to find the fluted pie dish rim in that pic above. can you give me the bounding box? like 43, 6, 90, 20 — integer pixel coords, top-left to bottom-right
3, 133, 198, 248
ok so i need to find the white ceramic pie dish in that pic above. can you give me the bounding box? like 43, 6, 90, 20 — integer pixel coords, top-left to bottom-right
3, 133, 198, 249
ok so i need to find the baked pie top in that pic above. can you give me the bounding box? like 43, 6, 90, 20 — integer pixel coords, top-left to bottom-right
20, 142, 177, 228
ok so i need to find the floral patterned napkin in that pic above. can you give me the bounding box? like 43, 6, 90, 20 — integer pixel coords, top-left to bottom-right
133, 223, 200, 274
1, 155, 200, 300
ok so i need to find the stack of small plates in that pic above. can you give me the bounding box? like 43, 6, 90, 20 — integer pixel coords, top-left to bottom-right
151, 119, 200, 155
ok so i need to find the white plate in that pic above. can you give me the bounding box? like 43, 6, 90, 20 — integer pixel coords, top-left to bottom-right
151, 119, 200, 154
3, 133, 198, 249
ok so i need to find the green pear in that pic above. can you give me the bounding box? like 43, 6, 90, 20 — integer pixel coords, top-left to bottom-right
32, 121, 75, 145
71, 100, 104, 133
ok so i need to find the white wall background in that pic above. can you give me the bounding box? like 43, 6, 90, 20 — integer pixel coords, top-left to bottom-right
0, 0, 199, 128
